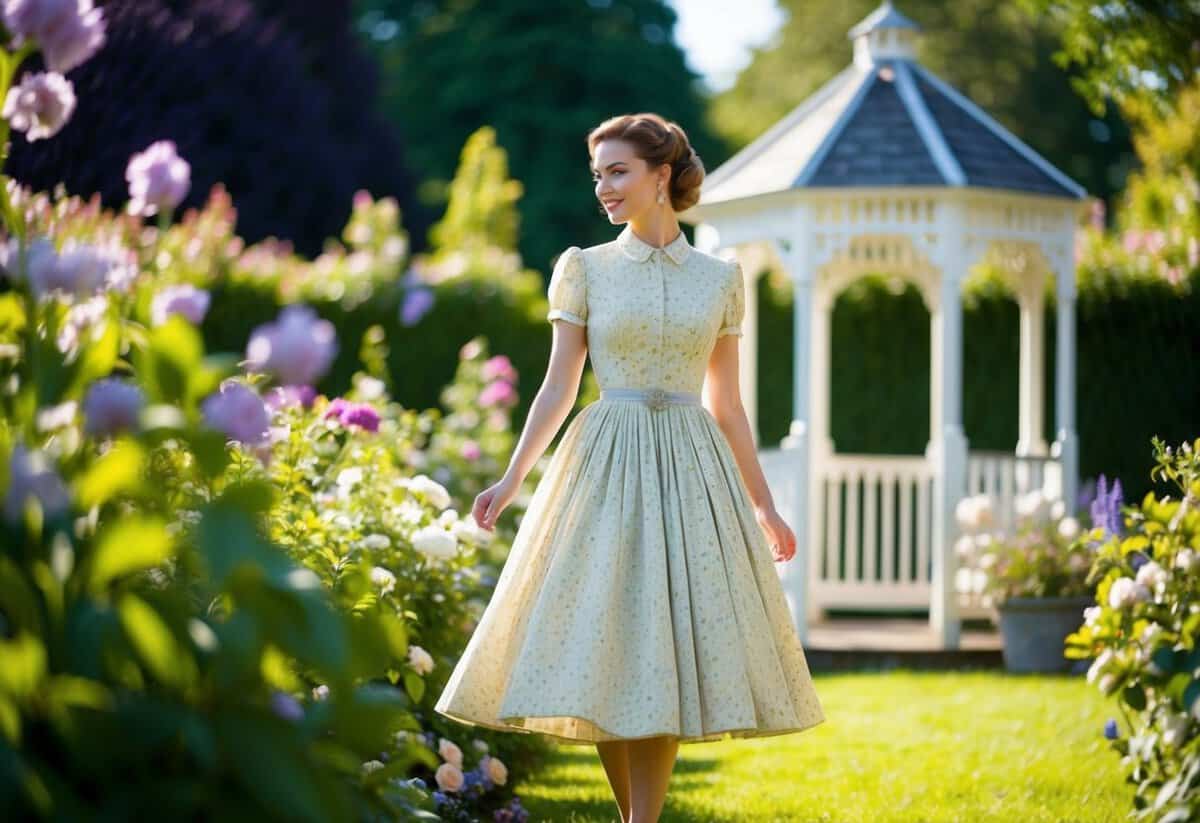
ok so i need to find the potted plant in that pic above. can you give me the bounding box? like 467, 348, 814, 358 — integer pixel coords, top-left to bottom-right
955, 479, 1119, 673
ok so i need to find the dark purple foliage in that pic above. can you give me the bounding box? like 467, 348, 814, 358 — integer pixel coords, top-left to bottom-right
4, 0, 431, 258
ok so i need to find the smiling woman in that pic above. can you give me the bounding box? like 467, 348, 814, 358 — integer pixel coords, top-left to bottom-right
435, 112, 825, 823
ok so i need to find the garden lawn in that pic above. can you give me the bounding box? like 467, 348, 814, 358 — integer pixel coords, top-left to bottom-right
514, 669, 1131, 822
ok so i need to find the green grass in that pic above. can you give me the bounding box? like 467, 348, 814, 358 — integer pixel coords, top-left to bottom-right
513, 670, 1132, 822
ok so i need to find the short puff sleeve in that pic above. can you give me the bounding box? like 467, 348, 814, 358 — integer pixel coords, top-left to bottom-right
546, 245, 587, 327
717, 261, 745, 337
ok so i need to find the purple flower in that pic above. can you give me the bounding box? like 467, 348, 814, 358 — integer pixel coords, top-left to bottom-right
399, 287, 434, 326
201, 379, 271, 446
3, 0, 107, 74
151, 283, 210, 327
82, 377, 144, 436
2, 71, 75, 141
3, 442, 71, 524
322, 397, 350, 421
339, 403, 380, 432
269, 690, 304, 723
1089, 474, 1124, 537
125, 139, 190, 217
1104, 718, 1119, 740
478, 379, 517, 408
264, 384, 316, 411
431, 791, 447, 805
245, 304, 338, 386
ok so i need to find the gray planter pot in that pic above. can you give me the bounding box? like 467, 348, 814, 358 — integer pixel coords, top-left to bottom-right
996, 595, 1096, 673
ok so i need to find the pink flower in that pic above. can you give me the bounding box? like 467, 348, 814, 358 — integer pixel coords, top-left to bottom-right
245, 305, 338, 387
478, 379, 517, 408
460, 440, 481, 461
481, 354, 517, 383
2, 71, 75, 141
82, 377, 144, 436
3, 0, 107, 74
151, 283, 210, 326
435, 762, 464, 793
201, 379, 271, 446
125, 140, 190, 217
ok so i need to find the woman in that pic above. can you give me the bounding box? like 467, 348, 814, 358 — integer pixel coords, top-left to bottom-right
434, 112, 825, 823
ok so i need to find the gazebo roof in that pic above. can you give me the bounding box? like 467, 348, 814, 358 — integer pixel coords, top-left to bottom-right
700, 1, 1087, 206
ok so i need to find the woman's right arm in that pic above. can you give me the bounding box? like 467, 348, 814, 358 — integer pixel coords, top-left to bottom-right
474, 319, 587, 530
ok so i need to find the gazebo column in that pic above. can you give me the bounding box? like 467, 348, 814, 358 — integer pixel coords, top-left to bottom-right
1052, 260, 1079, 514
1015, 280, 1048, 459
927, 208, 967, 651
775, 236, 818, 642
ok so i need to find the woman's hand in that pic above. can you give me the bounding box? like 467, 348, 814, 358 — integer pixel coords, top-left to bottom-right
473, 475, 521, 532
755, 504, 797, 562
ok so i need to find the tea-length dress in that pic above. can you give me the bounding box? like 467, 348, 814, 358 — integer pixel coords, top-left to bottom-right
434, 223, 826, 745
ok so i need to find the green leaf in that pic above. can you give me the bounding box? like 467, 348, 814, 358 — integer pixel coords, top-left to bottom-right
90, 516, 173, 591
117, 593, 196, 689
1123, 683, 1147, 710
403, 670, 425, 704
74, 438, 147, 508
0, 633, 46, 700
65, 314, 119, 398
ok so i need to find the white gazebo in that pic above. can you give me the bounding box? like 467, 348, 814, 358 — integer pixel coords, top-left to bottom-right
680, 1, 1089, 649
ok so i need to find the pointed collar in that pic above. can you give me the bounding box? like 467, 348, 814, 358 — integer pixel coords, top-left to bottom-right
616, 223, 691, 265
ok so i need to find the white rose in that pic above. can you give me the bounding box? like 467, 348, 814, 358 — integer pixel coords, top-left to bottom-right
435, 762, 464, 792
1162, 713, 1191, 748
1174, 549, 1197, 572
336, 466, 364, 488
1057, 517, 1081, 541
361, 533, 391, 550
1107, 577, 1150, 609
409, 473, 451, 510
1014, 490, 1049, 524
412, 524, 459, 559
954, 494, 994, 533
437, 508, 459, 527
451, 516, 495, 545
438, 737, 463, 767
1049, 498, 1067, 521
1083, 605, 1102, 626
370, 565, 396, 595
954, 535, 976, 558
481, 754, 508, 785
1135, 561, 1169, 590
1086, 648, 1113, 684
407, 644, 434, 675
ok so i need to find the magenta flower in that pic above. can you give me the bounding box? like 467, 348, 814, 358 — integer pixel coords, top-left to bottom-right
322, 397, 379, 432
245, 304, 338, 387
3, 0, 107, 74
478, 379, 517, 408
151, 283, 210, 326
2, 71, 75, 141
399, 287, 434, 326
82, 377, 144, 436
201, 379, 271, 446
339, 403, 380, 432
125, 139, 191, 218
3, 442, 70, 524
460, 440, 481, 461
264, 384, 316, 411
481, 354, 517, 383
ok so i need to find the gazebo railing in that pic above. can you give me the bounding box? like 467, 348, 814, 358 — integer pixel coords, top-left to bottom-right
760, 445, 1063, 623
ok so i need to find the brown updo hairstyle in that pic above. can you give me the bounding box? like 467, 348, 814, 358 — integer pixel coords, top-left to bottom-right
586, 113, 705, 212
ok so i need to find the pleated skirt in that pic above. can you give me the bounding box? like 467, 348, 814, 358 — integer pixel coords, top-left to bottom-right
433, 396, 826, 746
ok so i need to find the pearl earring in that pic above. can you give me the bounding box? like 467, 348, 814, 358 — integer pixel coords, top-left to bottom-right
657, 185, 666, 205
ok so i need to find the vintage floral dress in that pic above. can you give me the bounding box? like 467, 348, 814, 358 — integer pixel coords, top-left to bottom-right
434, 223, 826, 745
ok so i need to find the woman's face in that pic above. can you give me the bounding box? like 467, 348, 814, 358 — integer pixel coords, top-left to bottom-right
591, 138, 667, 223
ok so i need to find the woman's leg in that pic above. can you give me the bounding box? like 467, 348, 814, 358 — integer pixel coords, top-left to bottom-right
595, 740, 632, 823
627, 734, 679, 823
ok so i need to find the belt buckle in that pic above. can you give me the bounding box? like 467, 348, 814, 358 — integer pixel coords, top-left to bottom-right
646, 388, 668, 411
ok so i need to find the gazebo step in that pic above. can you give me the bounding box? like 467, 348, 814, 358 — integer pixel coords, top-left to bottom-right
799, 613, 1086, 673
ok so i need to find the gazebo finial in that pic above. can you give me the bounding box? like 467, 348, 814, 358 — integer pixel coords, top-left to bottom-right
848, 1, 921, 66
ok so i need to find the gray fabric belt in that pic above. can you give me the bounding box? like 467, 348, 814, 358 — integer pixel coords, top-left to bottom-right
599, 387, 702, 411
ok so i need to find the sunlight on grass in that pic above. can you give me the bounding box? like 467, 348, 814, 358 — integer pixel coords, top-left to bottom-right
514, 670, 1131, 822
